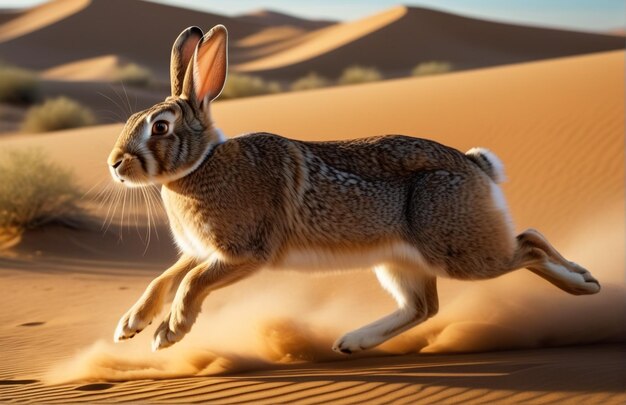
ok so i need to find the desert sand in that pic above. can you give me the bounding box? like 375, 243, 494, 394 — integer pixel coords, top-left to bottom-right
41, 55, 129, 82
0, 49, 624, 403
1, 0, 623, 137
1, 1, 622, 82
0, 0, 263, 79
233, 6, 625, 80
0, 0, 89, 43
235, 9, 335, 31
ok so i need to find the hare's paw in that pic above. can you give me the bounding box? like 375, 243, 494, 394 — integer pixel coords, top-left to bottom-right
152, 312, 190, 351
575, 270, 601, 294
569, 262, 601, 294
113, 306, 155, 342
332, 330, 379, 355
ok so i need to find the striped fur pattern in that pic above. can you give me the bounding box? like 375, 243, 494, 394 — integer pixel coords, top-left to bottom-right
108, 25, 600, 354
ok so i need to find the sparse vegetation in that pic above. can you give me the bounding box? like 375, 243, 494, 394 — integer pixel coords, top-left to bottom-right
21, 97, 96, 133
412, 61, 453, 77
337, 66, 383, 86
290, 72, 331, 92
114, 63, 154, 88
0, 148, 88, 239
0, 64, 41, 104
220, 73, 282, 99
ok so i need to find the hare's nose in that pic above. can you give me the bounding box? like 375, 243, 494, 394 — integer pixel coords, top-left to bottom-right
108, 148, 125, 168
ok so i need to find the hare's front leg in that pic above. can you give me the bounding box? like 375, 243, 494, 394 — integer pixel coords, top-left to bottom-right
152, 258, 259, 351
114, 255, 198, 342
333, 265, 438, 354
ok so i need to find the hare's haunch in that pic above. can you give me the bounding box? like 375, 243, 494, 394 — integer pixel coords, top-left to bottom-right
108, 25, 600, 353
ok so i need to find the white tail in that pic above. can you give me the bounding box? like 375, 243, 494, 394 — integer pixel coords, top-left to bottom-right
466, 147, 506, 183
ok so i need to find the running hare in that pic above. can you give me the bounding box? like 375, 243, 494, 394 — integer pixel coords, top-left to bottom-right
108, 25, 600, 353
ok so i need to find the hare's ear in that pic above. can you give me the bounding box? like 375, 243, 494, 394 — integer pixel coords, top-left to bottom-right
170, 26, 203, 96
181, 25, 228, 105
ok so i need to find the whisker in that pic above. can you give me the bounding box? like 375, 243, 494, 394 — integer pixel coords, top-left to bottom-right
103, 186, 120, 231
96, 109, 126, 123
96, 183, 116, 210
130, 188, 143, 242
133, 84, 138, 115
104, 186, 123, 235
100, 185, 117, 230
109, 83, 131, 118
139, 186, 152, 254
98, 91, 129, 120
148, 184, 166, 216
120, 81, 134, 116
82, 178, 105, 200
143, 186, 158, 243
151, 185, 162, 238
120, 188, 128, 241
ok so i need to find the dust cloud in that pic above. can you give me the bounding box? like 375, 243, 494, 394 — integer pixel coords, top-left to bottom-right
46, 208, 625, 383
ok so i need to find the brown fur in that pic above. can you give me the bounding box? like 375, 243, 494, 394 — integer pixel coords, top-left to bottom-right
109, 25, 600, 353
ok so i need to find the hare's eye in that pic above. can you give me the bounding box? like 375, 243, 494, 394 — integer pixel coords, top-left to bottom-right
152, 120, 169, 136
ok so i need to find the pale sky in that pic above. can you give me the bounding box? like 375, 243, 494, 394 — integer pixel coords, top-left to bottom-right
1, 0, 624, 33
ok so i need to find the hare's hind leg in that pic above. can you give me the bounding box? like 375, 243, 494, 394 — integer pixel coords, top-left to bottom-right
152, 258, 259, 351
333, 265, 438, 354
511, 229, 600, 295
114, 255, 198, 342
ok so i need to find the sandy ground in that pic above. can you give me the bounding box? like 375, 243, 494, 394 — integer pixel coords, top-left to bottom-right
0, 51, 624, 403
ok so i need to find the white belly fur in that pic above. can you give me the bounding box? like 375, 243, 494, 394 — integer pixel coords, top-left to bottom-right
173, 223, 214, 260
271, 241, 446, 277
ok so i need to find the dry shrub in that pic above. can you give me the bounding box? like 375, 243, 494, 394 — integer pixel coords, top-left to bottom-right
114, 63, 154, 88
412, 61, 453, 76
0, 64, 41, 104
220, 73, 282, 99
337, 66, 383, 85
22, 97, 96, 133
0, 149, 89, 237
290, 72, 330, 92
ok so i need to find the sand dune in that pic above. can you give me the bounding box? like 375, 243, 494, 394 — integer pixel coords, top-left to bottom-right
2, 1, 623, 86
235, 9, 335, 31
236, 26, 308, 48
233, 6, 405, 75
41, 55, 128, 82
0, 8, 24, 25
234, 6, 625, 80
231, 26, 311, 64
0, 0, 264, 80
230, 7, 404, 65
0, 0, 89, 43
0, 51, 623, 402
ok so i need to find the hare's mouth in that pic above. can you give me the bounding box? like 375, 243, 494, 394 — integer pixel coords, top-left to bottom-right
110, 156, 151, 188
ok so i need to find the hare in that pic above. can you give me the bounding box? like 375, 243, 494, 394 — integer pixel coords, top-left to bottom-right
108, 25, 600, 354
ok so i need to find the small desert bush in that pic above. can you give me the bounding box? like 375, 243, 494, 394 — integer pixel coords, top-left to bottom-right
220, 73, 282, 99
114, 63, 154, 88
337, 66, 383, 86
0, 64, 41, 104
290, 72, 331, 92
22, 96, 96, 133
412, 61, 453, 77
0, 149, 88, 235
